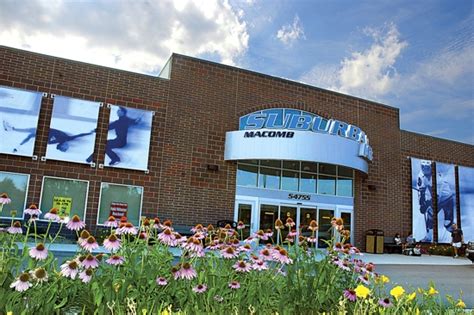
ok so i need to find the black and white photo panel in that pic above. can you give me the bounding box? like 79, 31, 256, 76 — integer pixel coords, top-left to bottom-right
104, 105, 153, 171
45, 96, 100, 164
411, 158, 434, 243
0, 86, 43, 157
436, 163, 457, 243
459, 166, 474, 243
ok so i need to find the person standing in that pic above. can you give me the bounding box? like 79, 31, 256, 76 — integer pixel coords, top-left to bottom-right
451, 223, 464, 258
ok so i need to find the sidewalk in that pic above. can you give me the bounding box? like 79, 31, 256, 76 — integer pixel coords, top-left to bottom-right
360, 253, 472, 266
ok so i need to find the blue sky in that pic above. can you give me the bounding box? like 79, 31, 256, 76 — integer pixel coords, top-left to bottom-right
0, 0, 472, 143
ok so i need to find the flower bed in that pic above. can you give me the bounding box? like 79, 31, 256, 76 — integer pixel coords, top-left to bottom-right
0, 203, 468, 314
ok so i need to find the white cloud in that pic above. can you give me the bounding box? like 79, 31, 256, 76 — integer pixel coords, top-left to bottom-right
0, 0, 249, 74
300, 23, 407, 100
276, 15, 305, 46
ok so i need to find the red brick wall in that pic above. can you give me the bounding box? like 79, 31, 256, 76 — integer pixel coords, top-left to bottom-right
2, 47, 473, 248
400, 131, 474, 240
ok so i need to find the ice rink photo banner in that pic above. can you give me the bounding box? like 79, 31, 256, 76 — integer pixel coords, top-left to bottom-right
0, 86, 43, 157
459, 166, 474, 243
104, 105, 153, 171
436, 163, 457, 243
411, 158, 434, 243
45, 96, 100, 164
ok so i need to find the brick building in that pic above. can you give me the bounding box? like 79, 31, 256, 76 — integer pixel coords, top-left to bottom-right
1, 45, 473, 249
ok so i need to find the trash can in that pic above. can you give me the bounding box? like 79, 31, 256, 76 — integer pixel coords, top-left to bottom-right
366, 230, 375, 253
375, 230, 384, 254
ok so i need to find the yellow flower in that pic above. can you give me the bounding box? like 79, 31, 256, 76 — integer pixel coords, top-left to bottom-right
415, 308, 420, 315
408, 292, 417, 301
456, 299, 466, 308
355, 284, 370, 299
428, 287, 439, 296
377, 275, 390, 284
390, 285, 405, 300
7, 312, 13, 315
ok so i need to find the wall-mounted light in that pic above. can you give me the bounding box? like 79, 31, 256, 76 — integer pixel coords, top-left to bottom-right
368, 184, 376, 191
207, 164, 219, 171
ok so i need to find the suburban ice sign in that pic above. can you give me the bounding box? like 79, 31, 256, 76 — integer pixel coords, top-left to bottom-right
239, 108, 373, 161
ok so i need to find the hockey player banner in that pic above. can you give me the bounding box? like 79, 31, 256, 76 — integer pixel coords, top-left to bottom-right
45, 96, 100, 164
436, 163, 456, 243
104, 105, 153, 171
459, 166, 474, 243
411, 158, 434, 242
0, 86, 43, 157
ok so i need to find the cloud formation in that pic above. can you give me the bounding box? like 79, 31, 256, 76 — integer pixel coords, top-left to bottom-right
0, 0, 249, 74
276, 15, 305, 46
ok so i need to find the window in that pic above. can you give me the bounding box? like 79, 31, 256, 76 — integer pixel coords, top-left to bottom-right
318, 175, 336, 195
281, 170, 299, 191
97, 183, 143, 226
237, 164, 258, 187
0, 171, 29, 219
259, 168, 280, 189
40, 177, 89, 221
300, 172, 317, 193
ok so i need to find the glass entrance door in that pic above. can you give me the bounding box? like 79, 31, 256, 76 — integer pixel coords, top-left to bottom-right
317, 208, 335, 248
340, 211, 352, 243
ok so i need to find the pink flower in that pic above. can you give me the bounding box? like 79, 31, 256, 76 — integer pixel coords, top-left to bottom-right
24, 204, 41, 217
31, 267, 48, 284
79, 269, 93, 283
29, 243, 48, 260
60, 260, 79, 279
220, 246, 238, 259
254, 230, 268, 241
307, 236, 318, 243
44, 208, 60, 222
66, 215, 85, 231
116, 222, 137, 235
82, 236, 99, 252
252, 259, 268, 271
156, 277, 168, 286
228, 281, 240, 289
7, 221, 23, 234
285, 218, 295, 228
10, 273, 32, 292
103, 234, 121, 252
358, 275, 370, 285
106, 255, 125, 266
104, 215, 118, 228
182, 237, 203, 252
344, 289, 357, 302
82, 254, 99, 269
259, 248, 273, 261
190, 224, 205, 234
236, 221, 245, 230
379, 298, 392, 307
0, 193, 11, 205
192, 284, 208, 293
175, 263, 197, 280
233, 260, 252, 273
237, 244, 252, 253
158, 228, 176, 246
272, 248, 293, 264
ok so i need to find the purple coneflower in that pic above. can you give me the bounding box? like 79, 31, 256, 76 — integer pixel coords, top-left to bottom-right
189, 250, 205, 258
228, 281, 240, 289
206, 240, 222, 250
307, 236, 317, 243
24, 204, 41, 217
7, 221, 23, 234
117, 222, 137, 235
60, 260, 79, 279
106, 255, 125, 266
29, 243, 48, 260
158, 228, 176, 246
265, 229, 274, 238
82, 236, 99, 252
344, 289, 357, 302
358, 274, 370, 285
308, 220, 318, 232
44, 208, 61, 222
152, 217, 161, 229
174, 233, 187, 245
66, 215, 85, 231
183, 237, 203, 252
221, 246, 238, 259
78, 230, 90, 247
103, 234, 121, 252
237, 221, 245, 230
0, 193, 12, 205
379, 297, 392, 307
233, 260, 252, 273
104, 215, 118, 228
82, 254, 99, 269
254, 230, 268, 241
32, 267, 48, 284
193, 231, 206, 240
192, 284, 208, 293
238, 244, 252, 253
190, 224, 204, 234
285, 217, 295, 228
79, 269, 93, 283
156, 277, 168, 286
10, 273, 32, 292
272, 248, 293, 264
259, 248, 273, 261
252, 259, 268, 271
177, 262, 197, 280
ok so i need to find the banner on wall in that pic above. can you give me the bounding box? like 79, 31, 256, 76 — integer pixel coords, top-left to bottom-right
45, 96, 100, 164
411, 158, 434, 242
459, 166, 474, 242
52, 196, 72, 217
0, 86, 43, 157
104, 105, 153, 171
436, 163, 457, 243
